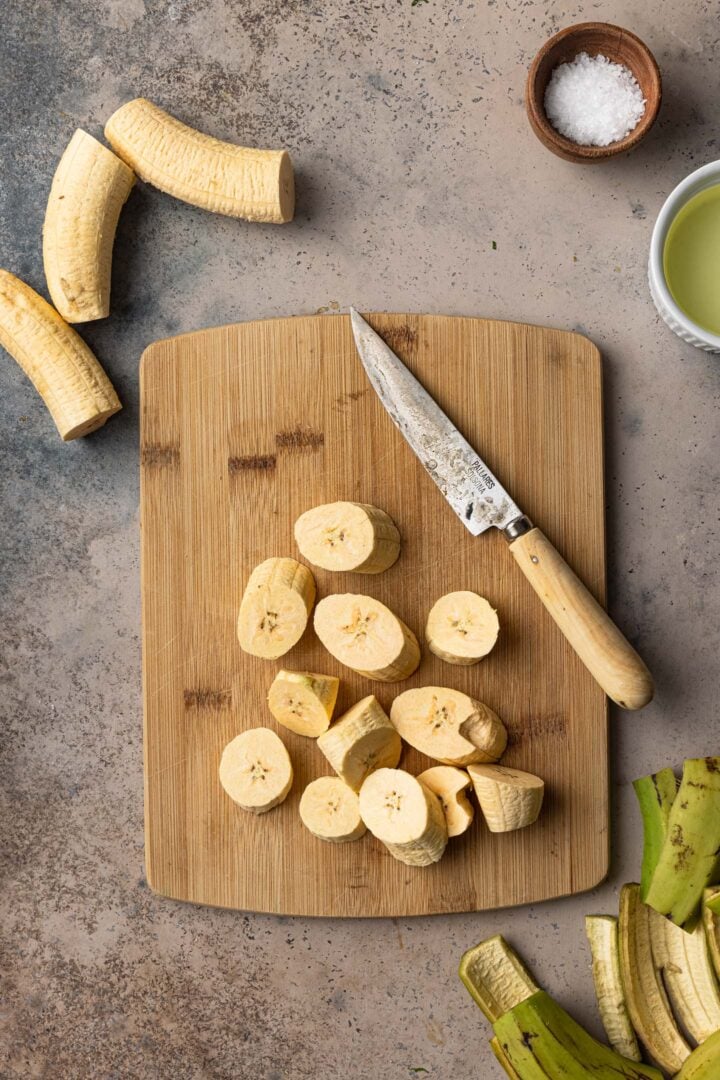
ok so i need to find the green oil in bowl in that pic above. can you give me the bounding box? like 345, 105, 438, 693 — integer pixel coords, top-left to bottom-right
663, 184, 720, 335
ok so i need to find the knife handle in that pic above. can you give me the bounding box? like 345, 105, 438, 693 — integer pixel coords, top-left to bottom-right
508, 527, 654, 710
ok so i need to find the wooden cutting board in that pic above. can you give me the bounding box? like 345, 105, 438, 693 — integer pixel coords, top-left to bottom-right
140, 313, 608, 917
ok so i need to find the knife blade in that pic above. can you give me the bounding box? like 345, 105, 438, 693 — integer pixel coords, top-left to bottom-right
349, 307, 524, 538
349, 309, 654, 710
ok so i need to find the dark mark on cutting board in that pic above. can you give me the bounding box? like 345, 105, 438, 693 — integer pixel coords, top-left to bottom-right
141, 444, 180, 468
184, 689, 231, 709
228, 454, 277, 472
382, 325, 417, 351
508, 714, 568, 745
275, 427, 325, 450
333, 388, 369, 412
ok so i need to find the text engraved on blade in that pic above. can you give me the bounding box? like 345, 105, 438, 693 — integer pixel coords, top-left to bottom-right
468, 461, 496, 492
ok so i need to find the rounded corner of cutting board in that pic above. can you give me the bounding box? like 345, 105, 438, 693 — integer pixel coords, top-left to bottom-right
570, 858, 611, 901
569, 329, 602, 369
141, 846, 179, 904
139, 338, 169, 389
140, 336, 171, 367
142, 858, 162, 899
559, 327, 603, 380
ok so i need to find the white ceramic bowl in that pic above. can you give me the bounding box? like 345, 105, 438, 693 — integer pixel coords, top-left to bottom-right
649, 160, 720, 353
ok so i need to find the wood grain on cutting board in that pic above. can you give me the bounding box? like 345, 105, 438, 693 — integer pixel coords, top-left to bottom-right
140, 313, 607, 917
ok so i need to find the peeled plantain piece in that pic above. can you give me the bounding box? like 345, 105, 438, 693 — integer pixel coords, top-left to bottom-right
294, 501, 400, 574
43, 129, 134, 322
317, 695, 401, 792
425, 590, 499, 665
299, 777, 366, 843
105, 97, 294, 222
416, 765, 473, 837
359, 767, 448, 867
219, 727, 293, 814
267, 670, 339, 737
314, 593, 420, 682
237, 558, 315, 659
0, 269, 121, 439
468, 764, 544, 833
390, 687, 506, 766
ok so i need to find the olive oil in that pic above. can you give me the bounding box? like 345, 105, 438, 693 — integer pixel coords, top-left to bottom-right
664, 184, 720, 335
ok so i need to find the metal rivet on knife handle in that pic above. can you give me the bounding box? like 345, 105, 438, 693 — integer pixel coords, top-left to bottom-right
508, 528, 654, 710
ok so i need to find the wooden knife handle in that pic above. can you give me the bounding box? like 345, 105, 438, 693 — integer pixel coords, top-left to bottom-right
508, 527, 654, 710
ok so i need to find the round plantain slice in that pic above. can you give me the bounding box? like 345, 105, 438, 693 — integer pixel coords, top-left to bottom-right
219, 727, 293, 814
294, 501, 400, 574
299, 777, 366, 842
314, 593, 420, 681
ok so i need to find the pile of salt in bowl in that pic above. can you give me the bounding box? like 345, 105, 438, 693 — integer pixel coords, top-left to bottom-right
544, 52, 646, 147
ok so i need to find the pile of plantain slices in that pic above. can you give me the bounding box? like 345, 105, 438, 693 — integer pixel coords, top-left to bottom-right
222, 499, 546, 868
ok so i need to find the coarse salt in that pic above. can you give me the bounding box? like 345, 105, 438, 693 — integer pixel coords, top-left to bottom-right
544, 51, 646, 147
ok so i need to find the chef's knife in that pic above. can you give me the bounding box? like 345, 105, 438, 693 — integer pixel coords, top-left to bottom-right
349, 309, 654, 710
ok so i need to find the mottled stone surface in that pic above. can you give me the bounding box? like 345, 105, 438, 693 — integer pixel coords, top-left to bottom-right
1, 1, 719, 1077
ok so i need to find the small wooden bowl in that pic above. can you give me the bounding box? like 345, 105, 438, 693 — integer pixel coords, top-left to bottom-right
526, 22, 661, 162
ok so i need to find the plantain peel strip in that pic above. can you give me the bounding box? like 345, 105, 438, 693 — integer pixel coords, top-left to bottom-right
703, 890, 720, 983
644, 757, 720, 927
492, 990, 663, 1079
649, 907, 720, 1044
676, 1028, 720, 1079
585, 915, 642, 1062
618, 883, 691, 1075
633, 766, 677, 899
458, 935, 539, 1023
